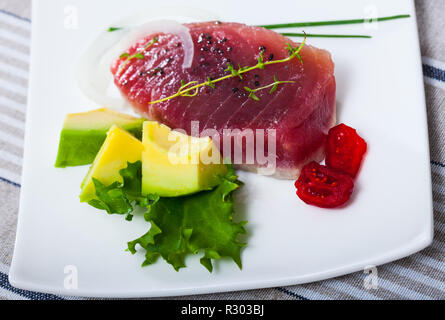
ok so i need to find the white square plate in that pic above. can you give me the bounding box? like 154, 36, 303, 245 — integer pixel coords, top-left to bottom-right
9, 0, 433, 298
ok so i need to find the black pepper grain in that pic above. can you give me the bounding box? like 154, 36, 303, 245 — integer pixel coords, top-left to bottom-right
149, 67, 164, 76
268, 53, 274, 61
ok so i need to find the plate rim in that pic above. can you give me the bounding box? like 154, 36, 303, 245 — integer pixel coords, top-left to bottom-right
9, 227, 433, 298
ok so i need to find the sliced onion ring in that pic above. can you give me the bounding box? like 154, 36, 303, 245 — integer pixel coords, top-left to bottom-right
76, 20, 194, 111
114, 20, 194, 69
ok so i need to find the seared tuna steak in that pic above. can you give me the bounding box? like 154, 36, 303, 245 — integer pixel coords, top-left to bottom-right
111, 22, 336, 179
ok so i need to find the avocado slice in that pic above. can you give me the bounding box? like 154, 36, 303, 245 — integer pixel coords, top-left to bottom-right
79, 125, 144, 202
55, 108, 144, 168
141, 121, 227, 197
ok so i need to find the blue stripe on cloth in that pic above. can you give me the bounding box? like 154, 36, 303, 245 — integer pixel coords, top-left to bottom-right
0, 271, 64, 300
432, 160, 445, 168
276, 287, 309, 300
0, 176, 21, 188
423, 64, 445, 83
0, 9, 31, 23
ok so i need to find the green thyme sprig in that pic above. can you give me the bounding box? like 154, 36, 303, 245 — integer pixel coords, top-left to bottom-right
243, 76, 295, 101
148, 36, 306, 105
118, 36, 158, 75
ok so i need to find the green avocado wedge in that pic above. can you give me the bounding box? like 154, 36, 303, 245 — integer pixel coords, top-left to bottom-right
55, 108, 145, 168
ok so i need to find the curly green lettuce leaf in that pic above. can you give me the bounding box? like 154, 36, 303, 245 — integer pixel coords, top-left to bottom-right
87, 161, 144, 220
86, 161, 247, 271
119, 160, 142, 201
87, 179, 133, 215
128, 168, 246, 272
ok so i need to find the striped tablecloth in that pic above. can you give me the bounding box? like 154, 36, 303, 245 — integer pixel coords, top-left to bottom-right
1, 0, 444, 300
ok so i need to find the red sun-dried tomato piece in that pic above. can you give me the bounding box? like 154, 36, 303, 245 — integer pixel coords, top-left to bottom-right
325, 123, 367, 178
295, 161, 354, 208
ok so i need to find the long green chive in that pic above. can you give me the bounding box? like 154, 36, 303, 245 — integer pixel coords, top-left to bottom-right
259, 14, 410, 29
281, 33, 372, 39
